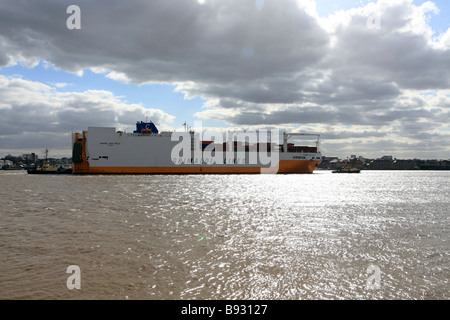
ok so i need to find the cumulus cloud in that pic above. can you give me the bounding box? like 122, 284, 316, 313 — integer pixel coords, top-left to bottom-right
0, 0, 449, 158
0, 75, 175, 156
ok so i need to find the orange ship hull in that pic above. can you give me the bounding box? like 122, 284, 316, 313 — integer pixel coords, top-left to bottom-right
73, 160, 321, 174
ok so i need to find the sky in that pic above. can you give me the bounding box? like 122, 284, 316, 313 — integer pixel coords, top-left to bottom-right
0, 0, 449, 159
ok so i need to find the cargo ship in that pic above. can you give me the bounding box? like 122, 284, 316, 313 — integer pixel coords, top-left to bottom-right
72, 121, 321, 174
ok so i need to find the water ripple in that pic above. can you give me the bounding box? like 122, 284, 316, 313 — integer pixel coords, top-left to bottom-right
0, 171, 448, 299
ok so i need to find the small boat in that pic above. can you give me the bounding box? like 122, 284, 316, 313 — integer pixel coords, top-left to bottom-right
27, 166, 72, 174
332, 167, 360, 173
27, 149, 72, 174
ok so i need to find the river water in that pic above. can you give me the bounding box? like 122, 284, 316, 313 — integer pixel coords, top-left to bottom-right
0, 170, 448, 300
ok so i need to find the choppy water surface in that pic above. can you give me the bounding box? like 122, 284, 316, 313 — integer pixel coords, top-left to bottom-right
0, 170, 448, 299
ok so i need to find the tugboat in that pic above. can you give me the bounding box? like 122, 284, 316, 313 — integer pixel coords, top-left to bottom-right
27, 149, 72, 174
332, 166, 361, 173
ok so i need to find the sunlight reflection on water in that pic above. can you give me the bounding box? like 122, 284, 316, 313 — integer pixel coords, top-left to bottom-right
0, 170, 448, 299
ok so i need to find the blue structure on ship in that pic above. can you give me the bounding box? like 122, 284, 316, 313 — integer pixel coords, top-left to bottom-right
134, 121, 159, 134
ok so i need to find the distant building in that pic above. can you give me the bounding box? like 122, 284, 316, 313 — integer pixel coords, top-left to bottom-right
393, 159, 418, 170
21, 153, 38, 162
322, 156, 339, 161
318, 156, 339, 169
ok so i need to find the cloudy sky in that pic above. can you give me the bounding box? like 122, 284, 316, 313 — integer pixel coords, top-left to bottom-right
0, 0, 449, 159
